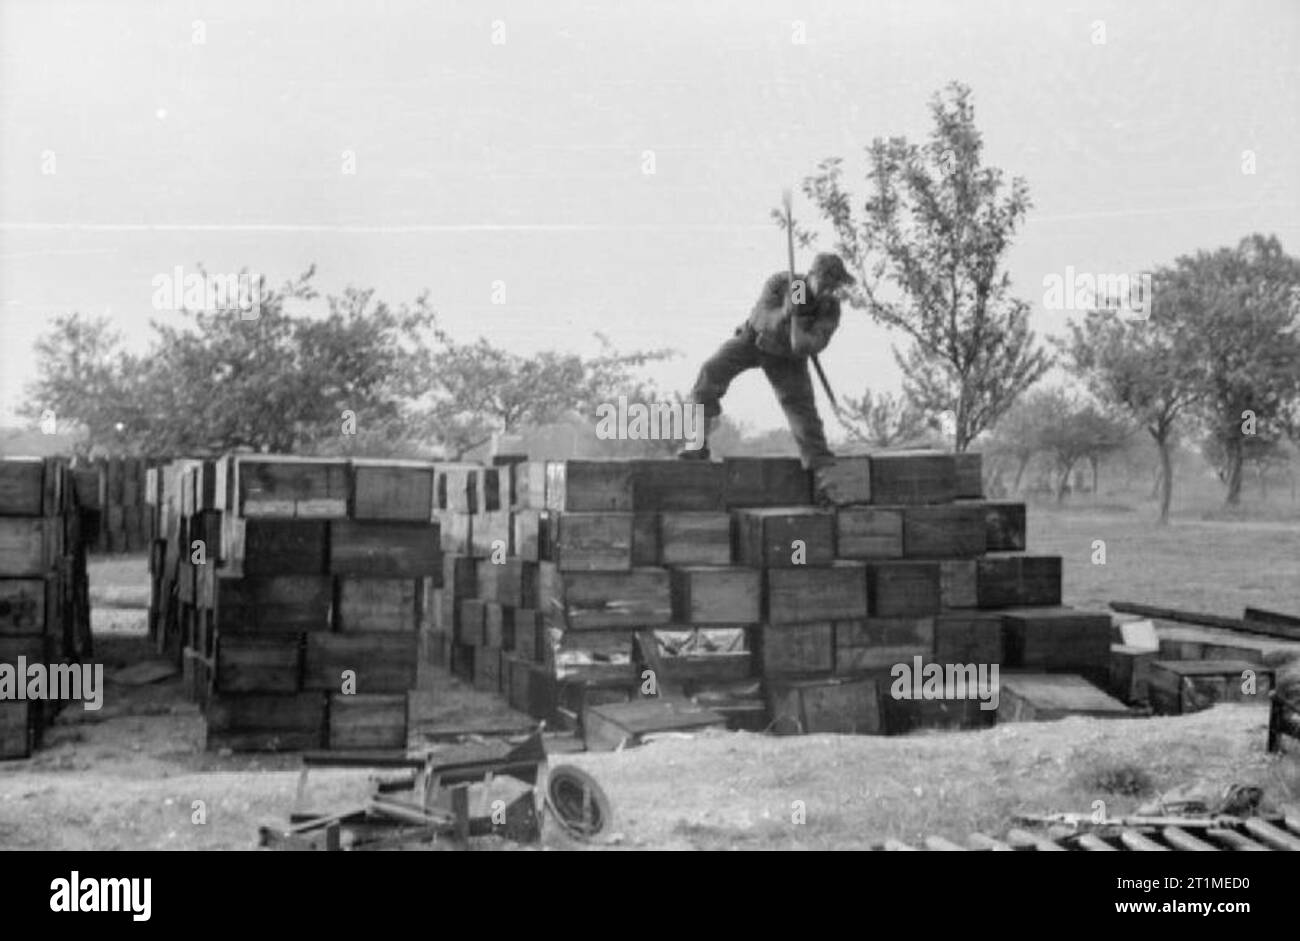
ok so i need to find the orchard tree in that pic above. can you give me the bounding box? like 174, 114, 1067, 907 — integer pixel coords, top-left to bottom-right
789, 82, 1051, 450
836, 389, 929, 448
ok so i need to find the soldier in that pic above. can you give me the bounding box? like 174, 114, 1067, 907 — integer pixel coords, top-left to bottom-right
679, 252, 855, 469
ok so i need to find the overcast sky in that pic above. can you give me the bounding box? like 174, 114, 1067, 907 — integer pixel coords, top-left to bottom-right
1, 0, 1296, 433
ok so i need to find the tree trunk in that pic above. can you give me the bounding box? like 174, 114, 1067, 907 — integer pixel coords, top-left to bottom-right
1156, 435, 1173, 524
1225, 437, 1244, 505
1090, 456, 1100, 497
1012, 455, 1030, 494
1056, 460, 1074, 504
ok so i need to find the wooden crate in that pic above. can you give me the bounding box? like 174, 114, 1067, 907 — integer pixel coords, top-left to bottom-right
658, 512, 731, 566
968, 501, 1027, 551
496, 558, 540, 609
442, 554, 479, 599
998, 673, 1131, 722
766, 562, 868, 623
512, 608, 543, 662
953, 453, 983, 499
1001, 607, 1111, 684
303, 633, 418, 693
329, 520, 441, 577
631, 460, 724, 512
767, 676, 881, 734
436, 511, 473, 555
901, 505, 986, 558
437, 464, 484, 513
215, 575, 332, 634
835, 507, 903, 560
938, 560, 978, 609
335, 578, 420, 632
470, 510, 512, 558
350, 460, 435, 521
722, 457, 810, 508
546, 461, 635, 512
975, 555, 1061, 608
0, 459, 46, 516
543, 512, 633, 571
0, 577, 49, 635
538, 565, 672, 632
473, 646, 503, 693
204, 692, 326, 751
328, 693, 407, 749
236, 457, 349, 518
867, 561, 941, 617
484, 602, 507, 648
1109, 644, 1157, 704
215, 634, 302, 693
456, 599, 487, 646
583, 699, 727, 751
933, 613, 1003, 663
513, 510, 546, 561
880, 695, 997, 734
476, 561, 502, 603
632, 513, 659, 565
835, 617, 933, 673
869, 453, 956, 505
513, 462, 547, 510
734, 508, 835, 568
1148, 659, 1273, 715
0, 518, 57, 576
758, 621, 833, 676
813, 457, 872, 505
669, 566, 761, 624
0, 701, 34, 759
241, 519, 328, 576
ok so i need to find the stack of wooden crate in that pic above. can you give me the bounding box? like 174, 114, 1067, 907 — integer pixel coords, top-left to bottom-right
149, 455, 441, 751
0, 457, 92, 758
427, 451, 1122, 735
71, 456, 156, 553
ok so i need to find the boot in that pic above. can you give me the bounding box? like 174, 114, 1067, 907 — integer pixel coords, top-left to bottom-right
677, 413, 714, 460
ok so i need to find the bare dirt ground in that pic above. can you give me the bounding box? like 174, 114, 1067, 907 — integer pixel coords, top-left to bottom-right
2, 508, 1298, 851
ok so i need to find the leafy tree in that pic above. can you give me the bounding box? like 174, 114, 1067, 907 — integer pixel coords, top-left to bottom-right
836, 389, 929, 448
790, 82, 1051, 450
1178, 234, 1300, 505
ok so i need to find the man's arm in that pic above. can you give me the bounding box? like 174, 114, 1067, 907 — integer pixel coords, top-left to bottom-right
789, 296, 841, 357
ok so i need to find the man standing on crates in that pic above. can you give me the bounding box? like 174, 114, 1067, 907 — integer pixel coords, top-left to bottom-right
678, 251, 855, 470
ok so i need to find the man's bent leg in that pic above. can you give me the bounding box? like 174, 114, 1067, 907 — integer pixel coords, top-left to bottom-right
681, 330, 762, 457
761, 354, 835, 469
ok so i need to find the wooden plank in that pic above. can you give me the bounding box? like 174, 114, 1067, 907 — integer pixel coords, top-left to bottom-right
1244, 606, 1300, 630
513, 510, 546, 562
1109, 644, 1156, 704
0, 519, 54, 577
1242, 818, 1300, 851
436, 464, 481, 513
835, 507, 903, 560
455, 599, 486, 646
1205, 829, 1270, 851
335, 578, 419, 632
953, 453, 982, 499
766, 562, 868, 623
1162, 826, 1219, 851
1005, 828, 1066, 851
1118, 829, 1169, 851
813, 456, 871, 505
329, 520, 441, 577
938, 560, 978, 609
511, 609, 542, 662
544, 513, 633, 571
350, 461, 435, 521
204, 692, 326, 750
722, 458, 810, 508
631, 460, 724, 512
998, 673, 1130, 721
767, 675, 881, 733
1075, 834, 1117, 851
670, 566, 760, 624
470, 510, 511, 558
734, 508, 835, 568
328, 693, 407, 749
237, 457, 349, 518
924, 835, 968, 851
1113, 600, 1300, 642
658, 512, 731, 566
867, 561, 940, 617
967, 833, 1014, 851
216, 575, 332, 634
